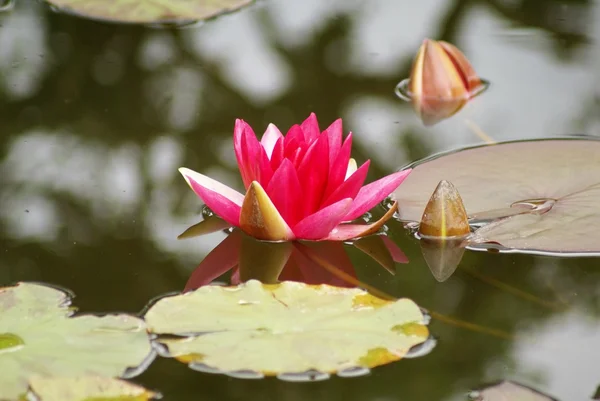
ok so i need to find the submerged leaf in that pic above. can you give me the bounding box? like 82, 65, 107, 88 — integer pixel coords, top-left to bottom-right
393, 138, 600, 254
471, 380, 557, 400
28, 376, 157, 401
44, 0, 253, 24
0, 283, 152, 400
145, 280, 428, 376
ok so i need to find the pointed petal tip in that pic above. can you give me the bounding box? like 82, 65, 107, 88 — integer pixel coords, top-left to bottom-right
178, 166, 192, 175
178, 167, 195, 188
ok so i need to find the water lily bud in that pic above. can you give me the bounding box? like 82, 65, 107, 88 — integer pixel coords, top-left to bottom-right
419, 180, 470, 237
408, 39, 485, 126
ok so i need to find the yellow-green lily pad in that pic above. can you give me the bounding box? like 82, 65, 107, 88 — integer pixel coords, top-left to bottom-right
145, 280, 429, 378
471, 380, 557, 400
44, 0, 254, 24
0, 283, 152, 400
27, 376, 157, 401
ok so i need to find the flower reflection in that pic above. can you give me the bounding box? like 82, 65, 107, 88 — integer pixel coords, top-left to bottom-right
395, 38, 489, 126
182, 222, 407, 292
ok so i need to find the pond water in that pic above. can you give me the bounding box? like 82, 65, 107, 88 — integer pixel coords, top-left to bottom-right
1, 0, 599, 400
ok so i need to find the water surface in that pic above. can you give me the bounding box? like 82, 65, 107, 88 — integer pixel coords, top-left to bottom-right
0, 0, 599, 399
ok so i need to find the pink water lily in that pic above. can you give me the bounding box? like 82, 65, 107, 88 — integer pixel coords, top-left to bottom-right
179, 113, 411, 241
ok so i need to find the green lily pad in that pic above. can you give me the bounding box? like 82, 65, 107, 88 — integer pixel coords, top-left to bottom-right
27, 376, 157, 401
392, 138, 600, 255
0, 283, 152, 400
470, 380, 557, 400
145, 280, 428, 378
44, 0, 253, 24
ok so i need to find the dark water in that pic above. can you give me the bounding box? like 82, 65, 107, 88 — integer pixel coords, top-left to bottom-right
1, 0, 599, 400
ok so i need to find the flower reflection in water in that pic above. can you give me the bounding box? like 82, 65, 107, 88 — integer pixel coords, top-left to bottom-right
181, 218, 407, 292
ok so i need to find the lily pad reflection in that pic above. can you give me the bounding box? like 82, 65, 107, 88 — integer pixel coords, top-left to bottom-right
0, 283, 153, 400
393, 138, 600, 255
145, 280, 430, 379
470, 380, 557, 400
27, 376, 158, 401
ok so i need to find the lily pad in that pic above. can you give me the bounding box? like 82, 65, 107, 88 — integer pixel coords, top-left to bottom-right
27, 376, 157, 401
44, 0, 253, 24
0, 283, 152, 400
392, 138, 600, 254
145, 280, 428, 377
470, 380, 557, 400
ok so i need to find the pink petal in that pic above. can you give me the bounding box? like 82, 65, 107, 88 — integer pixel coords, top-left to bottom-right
179, 168, 243, 227
269, 137, 284, 171
343, 169, 412, 221
240, 126, 273, 188
233, 119, 255, 187
184, 231, 241, 291
296, 132, 330, 217
261, 123, 283, 159
323, 132, 352, 201
324, 201, 398, 241
301, 113, 320, 143
324, 118, 343, 166
381, 235, 409, 263
292, 198, 352, 240
321, 160, 370, 208
323, 224, 373, 241
283, 125, 305, 158
266, 159, 303, 227
291, 146, 308, 169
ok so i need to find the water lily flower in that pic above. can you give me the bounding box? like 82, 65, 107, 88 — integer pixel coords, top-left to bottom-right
179, 113, 411, 241
403, 38, 487, 126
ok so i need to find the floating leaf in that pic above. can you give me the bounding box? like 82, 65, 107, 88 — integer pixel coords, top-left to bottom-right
0, 283, 152, 400
44, 0, 253, 24
393, 138, 600, 254
27, 376, 157, 401
471, 380, 557, 400
145, 280, 428, 377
